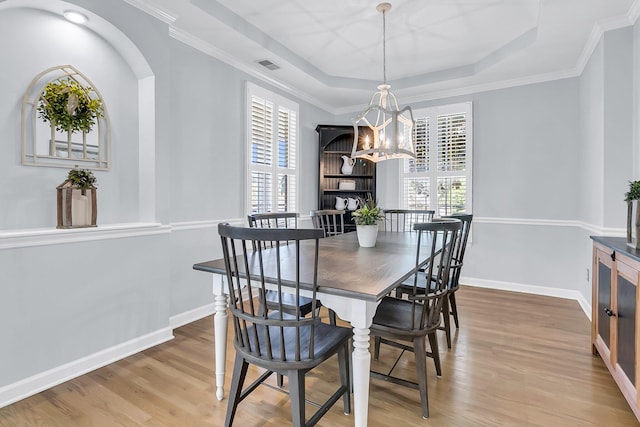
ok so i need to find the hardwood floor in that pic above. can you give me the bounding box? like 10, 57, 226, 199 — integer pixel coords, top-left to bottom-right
1, 286, 637, 426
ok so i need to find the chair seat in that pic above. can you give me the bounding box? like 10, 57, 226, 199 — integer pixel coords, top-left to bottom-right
264, 290, 318, 315
241, 318, 351, 370
371, 296, 437, 338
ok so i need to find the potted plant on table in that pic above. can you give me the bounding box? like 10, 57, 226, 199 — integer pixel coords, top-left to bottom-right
352, 195, 384, 247
626, 180, 640, 249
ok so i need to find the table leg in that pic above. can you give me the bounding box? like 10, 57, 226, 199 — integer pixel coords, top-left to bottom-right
212, 276, 228, 401
352, 326, 371, 427
321, 295, 377, 427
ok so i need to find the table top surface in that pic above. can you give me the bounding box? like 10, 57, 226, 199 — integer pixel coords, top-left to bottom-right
194, 231, 432, 302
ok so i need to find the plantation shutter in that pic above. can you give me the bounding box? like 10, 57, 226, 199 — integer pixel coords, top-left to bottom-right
247, 83, 299, 214
401, 102, 472, 216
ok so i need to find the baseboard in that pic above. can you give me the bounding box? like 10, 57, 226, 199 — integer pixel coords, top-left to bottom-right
461, 276, 592, 320
0, 327, 173, 409
169, 303, 215, 329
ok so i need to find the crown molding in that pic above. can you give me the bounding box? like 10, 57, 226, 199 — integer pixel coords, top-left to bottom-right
120, 0, 176, 24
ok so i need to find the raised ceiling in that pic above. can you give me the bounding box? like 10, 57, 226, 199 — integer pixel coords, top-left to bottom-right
129, 0, 638, 112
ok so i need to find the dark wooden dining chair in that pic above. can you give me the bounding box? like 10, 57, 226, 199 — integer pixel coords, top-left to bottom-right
310, 209, 345, 237
382, 209, 435, 232
370, 219, 461, 419
248, 211, 322, 386
394, 214, 473, 349
218, 223, 351, 427
247, 212, 299, 248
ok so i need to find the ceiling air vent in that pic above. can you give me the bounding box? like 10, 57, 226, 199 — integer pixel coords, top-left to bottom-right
257, 59, 280, 71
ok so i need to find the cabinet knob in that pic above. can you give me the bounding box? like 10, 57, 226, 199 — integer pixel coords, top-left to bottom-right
604, 308, 616, 317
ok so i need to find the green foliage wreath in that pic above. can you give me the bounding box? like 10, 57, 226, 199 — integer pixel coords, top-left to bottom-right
38, 79, 103, 134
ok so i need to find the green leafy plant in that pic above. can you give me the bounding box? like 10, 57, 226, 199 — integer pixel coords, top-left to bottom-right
38, 79, 103, 134
626, 181, 640, 202
352, 195, 384, 226
67, 167, 97, 190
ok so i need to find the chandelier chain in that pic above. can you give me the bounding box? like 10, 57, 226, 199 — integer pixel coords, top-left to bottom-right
382, 8, 387, 84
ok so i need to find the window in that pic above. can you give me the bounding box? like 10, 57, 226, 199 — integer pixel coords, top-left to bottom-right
246, 82, 298, 214
402, 102, 472, 216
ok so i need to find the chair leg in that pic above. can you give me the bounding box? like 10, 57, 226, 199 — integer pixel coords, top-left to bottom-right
225, 354, 249, 427
277, 373, 284, 388
413, 336, 430, 419
449, 292, 459, 328
427, 332, 442, 377
288, 369, 306, 427
373, 336, 381, 360
329, 309, 337, 326
442, 297, 452, 349
338, 341, 352, 414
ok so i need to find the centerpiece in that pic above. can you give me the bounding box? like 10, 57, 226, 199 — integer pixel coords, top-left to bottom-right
351, 195, 384, 247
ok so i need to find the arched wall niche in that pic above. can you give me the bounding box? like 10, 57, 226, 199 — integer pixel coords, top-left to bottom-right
0, 0, 156, 224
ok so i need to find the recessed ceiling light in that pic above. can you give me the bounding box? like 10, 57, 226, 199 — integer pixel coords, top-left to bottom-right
63, 10, 88, 24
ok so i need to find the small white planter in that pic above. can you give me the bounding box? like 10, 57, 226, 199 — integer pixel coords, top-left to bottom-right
356, 224, 379, 247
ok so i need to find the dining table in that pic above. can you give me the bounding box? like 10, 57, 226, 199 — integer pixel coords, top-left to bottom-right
193, 229, 435, 427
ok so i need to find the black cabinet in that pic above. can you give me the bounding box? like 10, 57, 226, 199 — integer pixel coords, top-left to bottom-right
316, 125, 376, 231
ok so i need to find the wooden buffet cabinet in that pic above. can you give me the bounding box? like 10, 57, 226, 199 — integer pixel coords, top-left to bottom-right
591, 236, 640, 421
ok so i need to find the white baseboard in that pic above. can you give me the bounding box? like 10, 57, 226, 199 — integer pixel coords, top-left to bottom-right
0, 327, 173, 409
461, 276, 592, 320
169, 303, 215, 329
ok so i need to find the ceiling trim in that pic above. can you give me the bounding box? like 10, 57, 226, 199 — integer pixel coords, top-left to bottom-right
117, 0, 640, 115
120, 0, 175, 24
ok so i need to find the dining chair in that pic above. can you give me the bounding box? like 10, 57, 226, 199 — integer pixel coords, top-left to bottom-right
248, 211, 321, 386
382, 209, 435, 232
218, 223, 351, 427
310, 209, 345, 237
394, 214, 473, 349
370, 219, 461, 419
247, 212, 299, 248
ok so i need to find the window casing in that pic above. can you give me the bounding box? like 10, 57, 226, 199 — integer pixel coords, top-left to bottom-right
246, 82, 298, 214
401, 102, 472, 216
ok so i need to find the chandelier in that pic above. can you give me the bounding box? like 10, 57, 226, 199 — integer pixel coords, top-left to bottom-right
351, 2, 416, 162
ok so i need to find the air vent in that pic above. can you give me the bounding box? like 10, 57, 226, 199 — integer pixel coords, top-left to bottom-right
257, 59, 280, 71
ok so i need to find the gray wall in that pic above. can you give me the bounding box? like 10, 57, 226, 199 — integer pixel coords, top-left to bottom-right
0, 0, 638, 407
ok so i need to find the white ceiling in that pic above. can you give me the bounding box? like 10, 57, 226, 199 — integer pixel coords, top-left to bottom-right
129, 0, 638, 112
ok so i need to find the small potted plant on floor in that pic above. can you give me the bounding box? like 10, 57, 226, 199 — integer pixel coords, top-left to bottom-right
352, 194, 384, 247
626, 180, 640, 249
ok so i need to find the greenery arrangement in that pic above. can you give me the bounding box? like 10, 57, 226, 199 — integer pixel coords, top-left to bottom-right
67, 167, 97, 190
38, 78, 103, 134
352, 194, 384, 226
626, 181, 640, 202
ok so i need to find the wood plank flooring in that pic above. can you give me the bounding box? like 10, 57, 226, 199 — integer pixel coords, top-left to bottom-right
1, 286, 637, 426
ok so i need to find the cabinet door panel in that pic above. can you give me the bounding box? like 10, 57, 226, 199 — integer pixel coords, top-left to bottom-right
618, 274, 637, 384
598, 258, 612, 347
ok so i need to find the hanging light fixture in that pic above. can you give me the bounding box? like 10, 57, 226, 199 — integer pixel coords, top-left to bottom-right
351, 3, 416, 162
351, 2, 416, 162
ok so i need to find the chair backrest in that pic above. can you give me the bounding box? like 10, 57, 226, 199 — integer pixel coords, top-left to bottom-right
310, 209, 345, 237
247, 212, 299, 249
443, 213, 473, 290
247, 212, 299, 229
383, 209, 435, 232
404, 219, 461, 331
218, 223, 325, 367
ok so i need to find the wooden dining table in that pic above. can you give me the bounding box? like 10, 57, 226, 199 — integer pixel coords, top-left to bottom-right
193, 230, 433, 427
